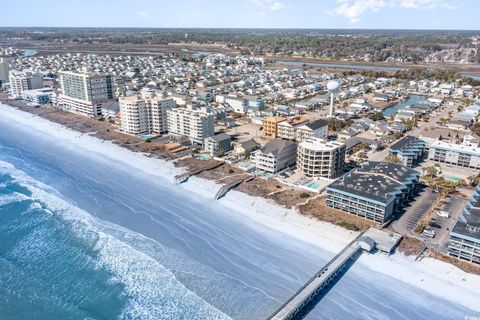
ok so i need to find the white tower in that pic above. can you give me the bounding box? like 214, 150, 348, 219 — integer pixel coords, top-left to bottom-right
326, 81, 340, 118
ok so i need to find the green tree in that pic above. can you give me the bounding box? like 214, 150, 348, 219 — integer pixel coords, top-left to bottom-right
369, 112, 385, 121
384, 154, 403, 164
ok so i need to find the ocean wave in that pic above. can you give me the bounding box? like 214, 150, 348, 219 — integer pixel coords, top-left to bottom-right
0, 159, 231, 320
0, 192, 31, 206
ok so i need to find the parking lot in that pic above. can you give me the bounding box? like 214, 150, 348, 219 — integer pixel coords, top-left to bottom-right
424, 196, 467, 253
390, 187, 437, 235
390, 189, 467, 253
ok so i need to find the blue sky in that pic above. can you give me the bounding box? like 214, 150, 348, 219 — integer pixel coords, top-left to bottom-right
1, 0, 478, 30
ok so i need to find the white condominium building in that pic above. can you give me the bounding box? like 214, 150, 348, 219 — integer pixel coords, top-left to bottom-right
428, 140, 480, 169
59, 70, 114, 118
0, 58, 10, 82
296, 119, 329, 142
252, 139, 297, 174
119, 94, 176, 135
167, 105, 215, 144
9, 70, 43, 98
297, 139, 346, 179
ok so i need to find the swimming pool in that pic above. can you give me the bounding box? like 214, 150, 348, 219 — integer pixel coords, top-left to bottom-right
195, 155, 210, 161
444, 176, 463, 182
308, 182, 321, 189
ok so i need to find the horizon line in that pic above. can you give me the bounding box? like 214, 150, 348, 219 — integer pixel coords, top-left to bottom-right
0, 26, 479, 32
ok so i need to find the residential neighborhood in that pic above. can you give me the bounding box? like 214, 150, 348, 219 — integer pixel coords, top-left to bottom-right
1, 47, 480, 272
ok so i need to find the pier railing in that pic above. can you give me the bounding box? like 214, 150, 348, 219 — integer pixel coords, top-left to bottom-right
266, 230, 366, 320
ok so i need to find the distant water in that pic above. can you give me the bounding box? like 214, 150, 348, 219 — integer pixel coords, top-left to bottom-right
274, 60, 404, 71
0, 105, 479, 319
383, 95, 427, 116
21, 49, 37, 57
463, 74, 480, 81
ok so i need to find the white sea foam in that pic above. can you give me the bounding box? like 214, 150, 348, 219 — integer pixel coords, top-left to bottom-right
1, 103, 480, 313
0, 159, 231, 319
0, 192, 31, 206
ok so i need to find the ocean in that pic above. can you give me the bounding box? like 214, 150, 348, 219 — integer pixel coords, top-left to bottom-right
0, 104, 479, 319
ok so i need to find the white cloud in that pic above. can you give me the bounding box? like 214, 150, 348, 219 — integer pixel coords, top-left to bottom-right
247, 0, 286, 11
327, 0, 460, 23
400, 0, 460, 9
136, 11, 148, 17
248, 0, 269, 5
270, 2, 285, 11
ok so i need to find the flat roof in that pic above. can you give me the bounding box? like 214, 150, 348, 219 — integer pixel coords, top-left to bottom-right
363, 228, 402, 254
389, 135, 425, 153
300, 139, 344, 152
431, 140, 480, 156
264, 116, 287, 123
452, 208, 480, 242
328, 161, 419, 203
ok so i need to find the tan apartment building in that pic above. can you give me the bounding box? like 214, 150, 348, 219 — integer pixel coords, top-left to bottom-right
263, 116, 287, 138
297, 139, 345, 179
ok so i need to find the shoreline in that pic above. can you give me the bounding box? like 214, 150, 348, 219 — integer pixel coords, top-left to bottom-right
1, 102, 480, 313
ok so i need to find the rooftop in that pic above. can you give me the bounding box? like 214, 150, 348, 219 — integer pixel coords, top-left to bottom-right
389, 135, 425, 153
452, 206, 480, 242
431, 140, 480, 155
303, 119, 329, 130
328, 161, 420, 203
260, 139, 297, 156
207, 133, 231, 142
300, 139, 344, 152
264, 116, 287, 123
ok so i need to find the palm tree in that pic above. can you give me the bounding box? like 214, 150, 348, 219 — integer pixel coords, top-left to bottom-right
468, 173, 480, 187
384, 154, 402, 164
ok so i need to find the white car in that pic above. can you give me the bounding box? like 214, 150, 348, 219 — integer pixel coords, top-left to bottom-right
423, 229, 436, 238
437, 210, 450, 218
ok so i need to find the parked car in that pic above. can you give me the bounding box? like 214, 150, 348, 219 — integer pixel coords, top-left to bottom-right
437, 210, 450, 218
423, 229, 436, 238
429, 221, 442, 229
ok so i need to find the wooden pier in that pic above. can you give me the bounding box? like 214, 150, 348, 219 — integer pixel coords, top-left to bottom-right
267, 232, 366, 320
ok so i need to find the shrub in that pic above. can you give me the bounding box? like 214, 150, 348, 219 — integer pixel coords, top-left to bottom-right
336, 221, 359, 231
414, 224, 425, 234
228, 169, 235, 174
299, 192, 310, 199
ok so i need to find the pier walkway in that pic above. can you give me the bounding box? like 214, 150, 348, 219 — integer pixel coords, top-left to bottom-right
214, 176, 254, 200
174, 162, 224, 184
267, 232, 366, 320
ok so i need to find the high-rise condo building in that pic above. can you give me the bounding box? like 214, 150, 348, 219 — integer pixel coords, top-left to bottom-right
59, 70, 114, 117
119, 94, 176, 135
0, 58, 10, 83
167, 105, 215, 144
8, 70, 43, 98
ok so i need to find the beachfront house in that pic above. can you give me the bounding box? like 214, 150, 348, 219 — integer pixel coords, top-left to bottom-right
234, 139, 260, 157
204, 133, 231, 156
296, 119, 329, 142
252, 139, 297, 174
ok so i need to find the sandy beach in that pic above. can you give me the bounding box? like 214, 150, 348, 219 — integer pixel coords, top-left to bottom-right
1, 102, 480, 314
